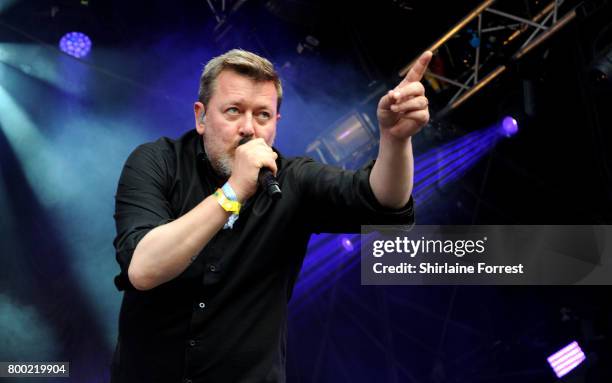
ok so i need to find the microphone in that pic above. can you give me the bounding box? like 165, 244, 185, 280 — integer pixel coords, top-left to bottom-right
238, 137, 282, 200
259, 168, 282, 200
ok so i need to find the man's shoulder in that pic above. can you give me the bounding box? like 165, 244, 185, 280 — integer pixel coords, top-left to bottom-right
119, 131, 198, 183
129, 130, 198, 162
279, 154, 351, 174
138, 129, 196, 152
278, 154, 316, 169
277, 155, 341, 187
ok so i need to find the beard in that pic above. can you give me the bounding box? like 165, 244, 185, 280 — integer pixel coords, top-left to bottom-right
203, 135, 235, 178
209, 151, 233, 178
202, 132, 275, 178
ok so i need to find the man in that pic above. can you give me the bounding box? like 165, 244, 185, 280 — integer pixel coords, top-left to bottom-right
112, 49, 431, 382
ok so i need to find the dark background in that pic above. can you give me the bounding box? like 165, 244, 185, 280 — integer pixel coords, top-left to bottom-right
0, 0, 610, 382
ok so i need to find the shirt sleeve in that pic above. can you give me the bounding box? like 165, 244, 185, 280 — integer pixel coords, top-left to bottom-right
293, 158, 415, 233
113, 143, 175, 290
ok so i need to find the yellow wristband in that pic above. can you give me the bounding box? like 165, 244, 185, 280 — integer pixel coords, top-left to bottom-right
213, 189, 241, 214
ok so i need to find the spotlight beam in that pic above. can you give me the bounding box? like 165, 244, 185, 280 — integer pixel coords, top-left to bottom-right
415, 133, 498, 204
0, 0, 18, 14
415, 131, 487, 176
0, 85, 77, 207
415, 128, 498, 187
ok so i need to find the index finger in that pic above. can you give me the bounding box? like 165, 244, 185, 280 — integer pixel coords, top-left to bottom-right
403, 51, 433, 84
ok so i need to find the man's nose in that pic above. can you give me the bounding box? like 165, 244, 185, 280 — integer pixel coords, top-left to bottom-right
238, 113, 255, 137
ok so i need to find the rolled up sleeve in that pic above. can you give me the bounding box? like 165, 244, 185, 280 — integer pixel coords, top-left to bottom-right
113, 143, 174, 290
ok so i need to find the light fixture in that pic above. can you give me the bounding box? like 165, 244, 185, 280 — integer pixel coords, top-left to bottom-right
59, 32, 92, 58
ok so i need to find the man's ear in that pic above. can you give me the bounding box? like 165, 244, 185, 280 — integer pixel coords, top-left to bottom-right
194, 101, 206, 134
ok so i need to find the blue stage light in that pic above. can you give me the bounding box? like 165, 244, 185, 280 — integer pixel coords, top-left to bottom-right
59, 32, 92, 58
501, 116, 518, 137
340, 236, 354, 252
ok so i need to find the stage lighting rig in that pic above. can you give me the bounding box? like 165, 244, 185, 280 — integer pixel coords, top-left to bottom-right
398, 0, 581, 118
205, 0, 250, 31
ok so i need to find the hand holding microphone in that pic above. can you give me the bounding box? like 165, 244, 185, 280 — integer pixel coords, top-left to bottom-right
227, 137, 281, 202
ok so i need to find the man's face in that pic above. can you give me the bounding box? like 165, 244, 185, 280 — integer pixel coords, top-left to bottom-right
195, 70, 279, 177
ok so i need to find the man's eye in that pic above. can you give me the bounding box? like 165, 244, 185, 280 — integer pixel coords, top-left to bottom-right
258, 111, 271, 119
226, 107, 239, 114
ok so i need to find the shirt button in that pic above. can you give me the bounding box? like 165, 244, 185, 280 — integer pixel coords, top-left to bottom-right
189, 339, 196, 347
198, 302, 206, 309
208, 264, 217, 272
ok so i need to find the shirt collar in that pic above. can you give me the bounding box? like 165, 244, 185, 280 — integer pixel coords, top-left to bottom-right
195, 131, 206, 162
193, 131, 227, 187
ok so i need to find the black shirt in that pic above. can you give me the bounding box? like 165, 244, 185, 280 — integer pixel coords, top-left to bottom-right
111, 129, 414, 383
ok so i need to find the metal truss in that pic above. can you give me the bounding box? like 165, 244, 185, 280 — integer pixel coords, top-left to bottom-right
204, 0, 249, 30
398, 0, 578, 117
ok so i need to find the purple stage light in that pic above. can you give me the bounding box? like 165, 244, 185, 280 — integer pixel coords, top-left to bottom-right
413, 126, 501, 204
59, 32, 92, 58
501, 116, 518, 137
340, 236, 354, 252
547, 341, 586, 378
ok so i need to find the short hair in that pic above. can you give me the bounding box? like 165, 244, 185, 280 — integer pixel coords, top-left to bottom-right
198, 49, 283, 112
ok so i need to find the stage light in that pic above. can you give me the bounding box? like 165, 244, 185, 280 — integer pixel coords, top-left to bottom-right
306, 110, 377, 166
59, 32, 92, 58
590, 45, 612, 85
340, 236, 354, 252
501, 116, 518, 137
547, 341, 586, 378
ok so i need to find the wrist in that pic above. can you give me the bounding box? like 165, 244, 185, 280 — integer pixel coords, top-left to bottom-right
227, 177, 247, 203
380, 130, 411, 145
213, 186, 242, 214
222, 182, 238, 201
379, 133, 412, 159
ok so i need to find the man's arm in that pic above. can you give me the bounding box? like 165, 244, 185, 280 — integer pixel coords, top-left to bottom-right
127, 196, 230, 290
125, 138, 277, 291
370, 51, 432, 209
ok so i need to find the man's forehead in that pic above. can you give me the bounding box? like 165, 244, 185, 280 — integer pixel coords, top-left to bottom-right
217, 70, 275, 92
212, 70, 277, 108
